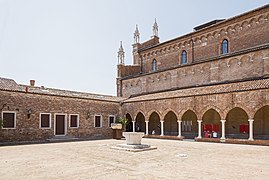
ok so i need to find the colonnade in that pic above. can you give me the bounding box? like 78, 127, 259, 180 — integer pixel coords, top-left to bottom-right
131, 118, 255, 140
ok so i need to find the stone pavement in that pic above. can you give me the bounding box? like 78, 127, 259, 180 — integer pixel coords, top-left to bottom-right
1, 139, 268, 179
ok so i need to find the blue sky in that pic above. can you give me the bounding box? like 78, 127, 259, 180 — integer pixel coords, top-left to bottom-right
0, 0, 268, 95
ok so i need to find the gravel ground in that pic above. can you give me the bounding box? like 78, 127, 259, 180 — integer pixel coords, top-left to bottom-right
1, 139, 268, 180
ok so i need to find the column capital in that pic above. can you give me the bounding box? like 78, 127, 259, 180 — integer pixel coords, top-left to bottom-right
220, 119, 226, 123
248, 119, 254, 122
160, 120, 164, 123
145, 120, 149, 123
132, 120, 136, 123
177, 120, 182, 123
197, 120, 202, 123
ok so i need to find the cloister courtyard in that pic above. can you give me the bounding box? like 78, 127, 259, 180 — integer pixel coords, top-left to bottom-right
1, 139, 268, 180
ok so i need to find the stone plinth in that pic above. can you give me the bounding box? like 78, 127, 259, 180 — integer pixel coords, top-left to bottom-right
123, 132, 144, 145
111, 132, 157, 152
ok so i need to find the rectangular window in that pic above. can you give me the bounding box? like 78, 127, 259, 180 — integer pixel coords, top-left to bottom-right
94, 115, 102, 128
108, 116, 115, 127
40, 113, 51, 128
2, 112, 16, 129
182, 120, 192, 132
70, 114, 79, 128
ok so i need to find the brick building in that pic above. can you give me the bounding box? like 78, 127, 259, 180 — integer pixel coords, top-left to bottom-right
0, 78, 124, 142
0, 4, 268, 142
117, 4, 269, 140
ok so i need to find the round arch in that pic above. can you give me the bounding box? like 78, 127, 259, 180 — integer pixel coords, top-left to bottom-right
202, 108, 221, 138
181, 110, 198, 138
135, 112, 146, 133
254, 105, 269, 139
225, 107, 249, 139
148, 112, 161, 135
163, 111, 178, 136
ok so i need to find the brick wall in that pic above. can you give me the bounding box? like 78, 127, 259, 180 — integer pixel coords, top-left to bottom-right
120, 48, 269, 97
0, 90, 120, 142
138, 5, 269, 73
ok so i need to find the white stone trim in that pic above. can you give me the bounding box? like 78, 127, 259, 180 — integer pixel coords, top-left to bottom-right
94, 114, 102, 128
1, 111, 16, 129
54, 113, 67, 136
108, 115, 116, 127
69, 114, 79, 128
39, 113, 51, 129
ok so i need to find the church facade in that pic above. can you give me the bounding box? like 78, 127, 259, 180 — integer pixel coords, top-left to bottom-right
0, 4, 268, 143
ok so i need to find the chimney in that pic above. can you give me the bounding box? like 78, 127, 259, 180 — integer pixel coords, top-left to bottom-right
30, 80, 35, 86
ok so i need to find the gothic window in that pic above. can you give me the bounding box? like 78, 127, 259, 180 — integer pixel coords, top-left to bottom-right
181, 51, 187, 64
221, 39, 229, 54
152, 59, 157, 71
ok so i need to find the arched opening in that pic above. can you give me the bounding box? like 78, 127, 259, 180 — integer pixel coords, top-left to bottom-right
202, 109, 221, 138
164, 111, 177, 136
181, 110, 198, 138
135, 112, 146, 133
125, 113, 133, 132
226, 107, 249, 139
254, 105, 269, 139
148, 112, 161, 135
221, 39, 229, 54
152, 59, 157, 71
181, 50, 187, 64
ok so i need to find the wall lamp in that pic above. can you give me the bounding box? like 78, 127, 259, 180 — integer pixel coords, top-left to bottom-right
27, 108, 32, 119
86, 111, 90, 120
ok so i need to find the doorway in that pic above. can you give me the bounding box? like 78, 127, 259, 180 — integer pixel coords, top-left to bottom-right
55, 114, 66, 135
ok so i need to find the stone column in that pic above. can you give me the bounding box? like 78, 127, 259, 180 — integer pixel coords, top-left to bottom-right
145, 121, 149, 135
160, 120, 164, 136
177, 120, 182, 137
132, 121, 135, 132
197, 120, 202, 139
248, 119, 254, 141
220, 119, 226, 140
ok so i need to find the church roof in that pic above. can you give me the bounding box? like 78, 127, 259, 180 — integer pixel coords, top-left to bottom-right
123, 78, 269, 103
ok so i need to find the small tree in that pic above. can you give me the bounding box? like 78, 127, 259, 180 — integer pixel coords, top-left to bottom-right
116, 117, 128, 131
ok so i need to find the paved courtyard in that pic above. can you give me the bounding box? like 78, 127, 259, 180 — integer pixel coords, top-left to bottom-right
1, 139, 268, 180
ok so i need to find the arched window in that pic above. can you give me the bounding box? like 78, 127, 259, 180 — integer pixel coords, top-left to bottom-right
152, 59, 157, 71
221, 39, 229, 54
181, 51, 187, 64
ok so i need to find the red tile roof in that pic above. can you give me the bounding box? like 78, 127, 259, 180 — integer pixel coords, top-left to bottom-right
0, 77, 125, 102
123, 78, 269, 103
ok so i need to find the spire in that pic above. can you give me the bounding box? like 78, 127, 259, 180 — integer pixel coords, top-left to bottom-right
133, 24, 140, 44
117, 41, 125, 65
152, 18, 158, 37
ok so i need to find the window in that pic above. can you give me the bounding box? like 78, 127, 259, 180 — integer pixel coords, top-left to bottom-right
182, 121, 192, 132
2, 111, 16, 129
108, 116, 115, 127
221, 39, 228, 54
152, 59, 157, 71
94, 115, 102, 128
181, 51, 187, 64
40, 113, 51, 128
70, 114, 79, 128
